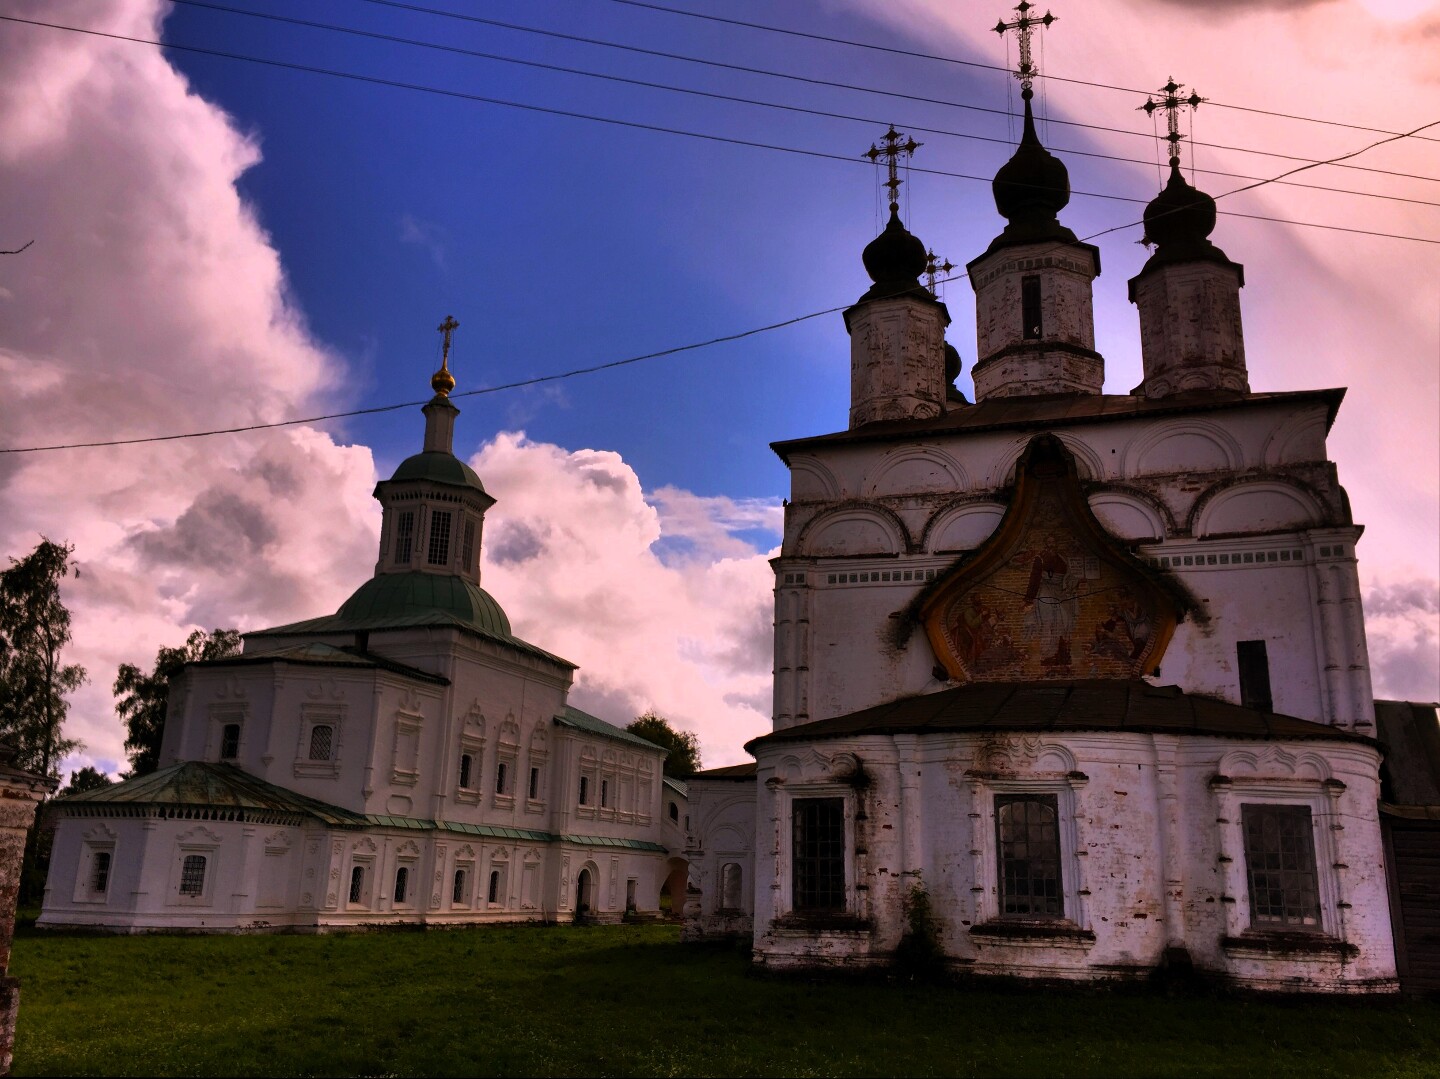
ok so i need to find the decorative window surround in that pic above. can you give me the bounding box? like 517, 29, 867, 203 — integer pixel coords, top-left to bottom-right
772, 784, 859, 921
294, 708, 344, 778
390, 711, 424, 787
170, 826, 221, 907
74, 824, 117, 905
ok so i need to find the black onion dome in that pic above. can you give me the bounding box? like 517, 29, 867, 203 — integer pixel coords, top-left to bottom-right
993, 92, 1070, 226
1143, 162, 1217, 250
862, 209, 928, 285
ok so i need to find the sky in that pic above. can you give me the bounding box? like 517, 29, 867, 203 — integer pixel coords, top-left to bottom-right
0, 0, 1436, 778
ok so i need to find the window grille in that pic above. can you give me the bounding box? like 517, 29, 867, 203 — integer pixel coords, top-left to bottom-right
1237, 640, 1274, 712
461, 519, 476, 570
349, 865, 365, 904
1021, 274, 1043, 339
1242, 804, 1321, 929
91, 851, 111, 893
394, 866, 409, 905
395, 511, 415, 565
220, 723, 240, 760
427, 510, 452, 566
792, 797, 845, 911
495, 761, 508, 795
488, 870, 500, 904
453, 869, 467, 904
308, 724, 334, 761
996, 794, 1063, 917
179, 854, 207, 897
458, 753, 473, 790
528, 767, 540, 800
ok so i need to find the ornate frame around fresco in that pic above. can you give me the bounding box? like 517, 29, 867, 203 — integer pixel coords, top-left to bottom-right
918, 434, 1193, 683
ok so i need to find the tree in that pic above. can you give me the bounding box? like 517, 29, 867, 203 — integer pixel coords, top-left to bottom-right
115, 628, 241, 777
625, 711, 701, 777
58, 766, 113, 797
0, 538, 86, 779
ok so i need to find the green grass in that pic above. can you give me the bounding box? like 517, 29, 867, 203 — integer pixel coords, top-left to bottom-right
9, 923, 1439, 1077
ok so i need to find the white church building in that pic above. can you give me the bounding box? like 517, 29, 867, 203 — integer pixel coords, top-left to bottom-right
40, 340, 688, 932
683, 64, 1405, 992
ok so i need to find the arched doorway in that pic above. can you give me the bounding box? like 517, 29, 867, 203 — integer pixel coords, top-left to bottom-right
658, 857, 688, 919
575, 867, 594, 920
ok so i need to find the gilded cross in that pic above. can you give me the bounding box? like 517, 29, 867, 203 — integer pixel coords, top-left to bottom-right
1140, 78, 1205, 168
924, 250, 955, 297
993, 1, 1056, 94
863, 125, 921, 213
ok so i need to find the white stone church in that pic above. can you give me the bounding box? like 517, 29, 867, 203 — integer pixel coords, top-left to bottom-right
683, 75, 1408, 992
40, 348, 689, 931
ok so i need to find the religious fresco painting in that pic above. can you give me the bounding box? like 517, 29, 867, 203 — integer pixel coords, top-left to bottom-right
920, 435, 1183, 683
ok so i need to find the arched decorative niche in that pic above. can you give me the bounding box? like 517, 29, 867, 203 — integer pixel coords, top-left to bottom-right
863, 446, 968, 498
1219, 746, 1332, 782
1262, 413, 1327, 468
924, 500, 1005, 553
1087, 489, 1168, 542
796, 504, 908, 557
788, 456, 841, 502
1193, 480, 1324, 537
1125, 420, 1242, 475
989, 433, 1102, 488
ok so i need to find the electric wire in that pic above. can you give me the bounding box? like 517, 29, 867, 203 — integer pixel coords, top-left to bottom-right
157, 0, 1440, 211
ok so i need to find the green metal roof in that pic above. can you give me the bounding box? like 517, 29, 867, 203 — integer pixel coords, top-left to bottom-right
553, 706, 666, 752
368, 816, 663, 849
201, 642, 448, 685
559, 834, 667, 852
52, 762, 367, 826
384, 451, 487, 493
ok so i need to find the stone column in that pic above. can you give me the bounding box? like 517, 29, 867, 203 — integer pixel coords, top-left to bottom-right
0, 751, 57, 1075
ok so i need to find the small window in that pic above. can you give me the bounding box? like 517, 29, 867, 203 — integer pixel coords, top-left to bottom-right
721, 862, 743, 911
488, 869, 500, 905
1243, 804, 1321, 929
461, 519, 477, 571
91, 851, 112, 894
997, 794, 1062, 918
459, 753, 473, 790
427, 510, 453, 566
495, 761, 508, 795
1021, 274, 1043, 339
1237, 640, 1273, 712
349, 865, 365, 904
579, 775, 590, 805
179, 854, 207, 897
394, 866, 409, 905
792, 797, 845, 912
626, 878, 638, 912
600, 779, 609, 808
308, 724, 334, 761
668, 801, 679, 822
219, 723, 240, 761
395, 511, 415, 565
528, 766, 540, 800
453, 868, 468, 904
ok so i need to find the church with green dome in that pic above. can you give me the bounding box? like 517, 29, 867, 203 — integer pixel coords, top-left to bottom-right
39, 326, 689, 932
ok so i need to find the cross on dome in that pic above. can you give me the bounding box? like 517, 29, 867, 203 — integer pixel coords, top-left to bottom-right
1140, 77, 1206, 169
924, 249, 955, 297
432, 314, 459, 396
993, 1, 1056, 96
863, 125, 921, 214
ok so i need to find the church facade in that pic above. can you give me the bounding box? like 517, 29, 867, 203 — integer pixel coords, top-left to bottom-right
40, 343, 687, 932
685, 75, 1400, 991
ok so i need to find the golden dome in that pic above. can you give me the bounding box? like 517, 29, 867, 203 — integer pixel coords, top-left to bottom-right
430, 363, 456, 396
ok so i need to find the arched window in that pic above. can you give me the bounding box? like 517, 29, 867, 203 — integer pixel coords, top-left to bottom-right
488, 869, 500, 905
308, 724, 334, 761
91, 851, 112, 894
220, 723, 240, 760
495, 761, 508, 795
349, 865, 365, 904
458, 753, 473, 790
668, 801, 679, 822
394, 866, 409, 905
179, 854, 207, 897
721, 862, 743, 911
452, 868, 468, 904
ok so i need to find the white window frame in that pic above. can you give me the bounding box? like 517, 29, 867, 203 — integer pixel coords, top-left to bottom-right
774, 784, 857, 919
169, 833, 220, 908
347, 857, 375, 909
294, 707, 344, 778
389, 710, 423, 787
74, 834, 117, 904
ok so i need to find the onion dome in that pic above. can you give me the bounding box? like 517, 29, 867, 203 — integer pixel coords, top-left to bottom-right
1137, 160, 1238, 275
430, 363, 456, 396
944, 340, 970, 404
993, 90, 1070, 228
858, 207, 935, 304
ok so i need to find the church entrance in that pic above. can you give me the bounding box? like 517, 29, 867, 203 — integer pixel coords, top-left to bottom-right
575, 868, 594, 921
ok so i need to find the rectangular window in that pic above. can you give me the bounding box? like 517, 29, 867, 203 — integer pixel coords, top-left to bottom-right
461, 519, 476, 571
91, 851, 112, 894
395, 511, 415, 565
495, 761, 508, 795
349, 865, 365, 904
1242, 804, 1321, 929
601, 779, 609, 808
308, 724, 334, 761
1021, 274, 1043, 339
579, 775, 589, 805
458, 753, 473, 790
1237, 640, 1273, 712
219, 723, 240, 761
427, 510, 453, 566
179, 854, 207, 897
996, 794, 1062, 918
792, 797, 845, 912
529, 766, 540, 800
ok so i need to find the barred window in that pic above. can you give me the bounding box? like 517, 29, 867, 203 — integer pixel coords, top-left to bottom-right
1243, 804, 1321, 929
220, 723, 240, 760
427, 510, 452, 566
453, 869, 468, 904
349, 865, 365, 904
395, 511, 415, 565
179, 854, 207, 897
461, 519, 477, 571
792, 797, 845, 912
458, 753, 473, 790
308, 724, 334, 761
394, 866, 409, 905
91, 851, 112, 894
996, 794, 1062, 918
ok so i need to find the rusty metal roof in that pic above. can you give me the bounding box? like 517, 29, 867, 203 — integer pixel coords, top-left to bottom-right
771, 388, 1345, 461
746, 681, 1377, 752
689, 762, 758, 779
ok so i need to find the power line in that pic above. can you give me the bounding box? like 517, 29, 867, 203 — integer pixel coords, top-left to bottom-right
158, 0, 1440, 211
9, 12, 1436, 243
597, 0, 1440, 145
347, 0, 1440, 185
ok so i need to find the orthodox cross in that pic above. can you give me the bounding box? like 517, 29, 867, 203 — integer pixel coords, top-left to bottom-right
437, 314, 460, 364
864, 125, 921, 213
1140, 78, 1205, 168
431, 314, 460, 396
993, 1, 1056, 95
924, 250, 955, 296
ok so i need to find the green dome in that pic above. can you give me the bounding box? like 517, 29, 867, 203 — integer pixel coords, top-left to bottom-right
337, 572, 511, 637
387, 451, 486, 493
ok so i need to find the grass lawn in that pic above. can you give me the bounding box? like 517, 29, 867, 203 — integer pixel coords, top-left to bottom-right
8, 922, 1439, 1077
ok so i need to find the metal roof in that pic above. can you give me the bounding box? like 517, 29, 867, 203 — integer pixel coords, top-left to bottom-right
199, 642, 448, 685
553, 706, 665, 752
689, 762, 758, 780
383, 450, 488, 494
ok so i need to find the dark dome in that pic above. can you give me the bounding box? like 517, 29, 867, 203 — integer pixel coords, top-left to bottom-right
1143, 161, 1217, 251
386, 451, 486, 493
993, 91, 1070, 225
862, 209, 928, 286
337, 572, 512, 638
